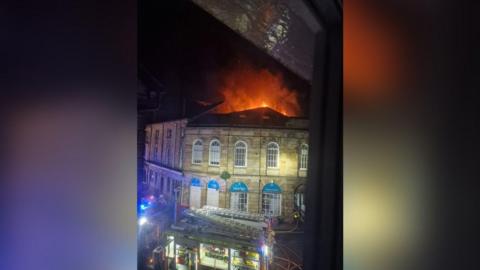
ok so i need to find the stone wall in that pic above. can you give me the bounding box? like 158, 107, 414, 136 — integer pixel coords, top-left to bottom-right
182, 126, 308, 219
145, 119, 187, 169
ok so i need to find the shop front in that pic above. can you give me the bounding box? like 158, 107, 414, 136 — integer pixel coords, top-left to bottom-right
155, 233, 264, 270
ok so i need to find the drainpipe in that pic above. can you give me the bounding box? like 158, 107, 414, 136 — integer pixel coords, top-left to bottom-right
258, 178, 261, 215
258, 133, 262, 214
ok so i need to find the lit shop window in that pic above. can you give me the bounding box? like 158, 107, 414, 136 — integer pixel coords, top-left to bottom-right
230, 248, 260, 270
234, 141, 247, 167
192, 139, 203, 164
199, 243, 228, 270
262, 182, 282, 217
175, 244, 190, 269
230, 182, 248, 212
266, 142, 279, 168
209, 139, 221, 166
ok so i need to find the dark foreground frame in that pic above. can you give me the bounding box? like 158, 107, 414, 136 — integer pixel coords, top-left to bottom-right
303, 1, 342, 270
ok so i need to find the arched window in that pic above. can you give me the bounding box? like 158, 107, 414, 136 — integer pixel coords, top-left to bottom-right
262, 182, 282, 217
299, 144, 308, 170
230, 182, 248, 212
266, 142, 279, 168
192, 139, 203, 164
234, 141, 247, 167
209, 140, 221, 166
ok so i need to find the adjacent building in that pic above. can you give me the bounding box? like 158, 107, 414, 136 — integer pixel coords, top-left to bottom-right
144, 107, 308, 220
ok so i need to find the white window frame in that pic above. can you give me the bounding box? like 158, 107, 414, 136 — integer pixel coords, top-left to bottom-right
192, 139, 203, 164
234, 140, 248, 167
299, 143, 308, 170
208, 139, 221, 166
230, 192, 248, 212
266, 142, 280, 168
262, 192, 282, 217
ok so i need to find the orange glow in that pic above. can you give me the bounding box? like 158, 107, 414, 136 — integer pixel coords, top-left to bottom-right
344, 1, 406, 104
215, 62, 300, 116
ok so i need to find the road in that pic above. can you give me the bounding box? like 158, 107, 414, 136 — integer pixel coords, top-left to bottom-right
272, 224, 304, 270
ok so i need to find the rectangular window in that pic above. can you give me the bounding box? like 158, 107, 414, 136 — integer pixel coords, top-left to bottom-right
166, 140, 172, 166
192, 140, 203, 164
234, 148, 246, 167
143, 169, 148, 184
153, 130, 160, 161
209, 141, 221, 166
267, 145, 278, 168
154, 130, 159, 144
145, 132, 150, 144
231, 192, 248, 212
262, 193, 282, 217
300, 145, 308, 170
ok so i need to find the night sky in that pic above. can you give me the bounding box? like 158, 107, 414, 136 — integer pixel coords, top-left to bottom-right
139, 0, 310, 116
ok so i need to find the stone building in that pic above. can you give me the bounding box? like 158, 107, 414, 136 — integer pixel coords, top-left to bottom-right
144, 107, 308, 220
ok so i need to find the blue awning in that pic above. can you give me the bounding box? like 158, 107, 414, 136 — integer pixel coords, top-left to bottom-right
230, 182, 248, 192
262, 182, 282, 193
207, 180, 220, 190
191, 178, 202, 187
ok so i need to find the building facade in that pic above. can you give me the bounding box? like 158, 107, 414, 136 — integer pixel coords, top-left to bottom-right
144, 108, 308, 220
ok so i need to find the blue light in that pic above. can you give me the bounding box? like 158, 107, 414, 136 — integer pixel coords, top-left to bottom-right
262, 244, 269, 257
140, 204, 148, 211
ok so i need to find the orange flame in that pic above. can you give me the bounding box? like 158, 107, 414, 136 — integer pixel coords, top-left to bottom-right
215, 63, 300, 116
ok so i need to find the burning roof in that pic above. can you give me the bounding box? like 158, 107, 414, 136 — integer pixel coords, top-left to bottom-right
214, 61, 303, 117
188, 107, 308, 129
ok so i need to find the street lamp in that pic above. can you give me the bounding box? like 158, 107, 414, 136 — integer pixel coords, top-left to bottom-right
139, 216, 148, 226
261, 244, 270, 270
173, 186, 182, 224
261, 244, 269, 257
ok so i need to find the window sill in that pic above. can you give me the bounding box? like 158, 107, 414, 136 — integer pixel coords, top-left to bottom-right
208, 164, 220, 167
